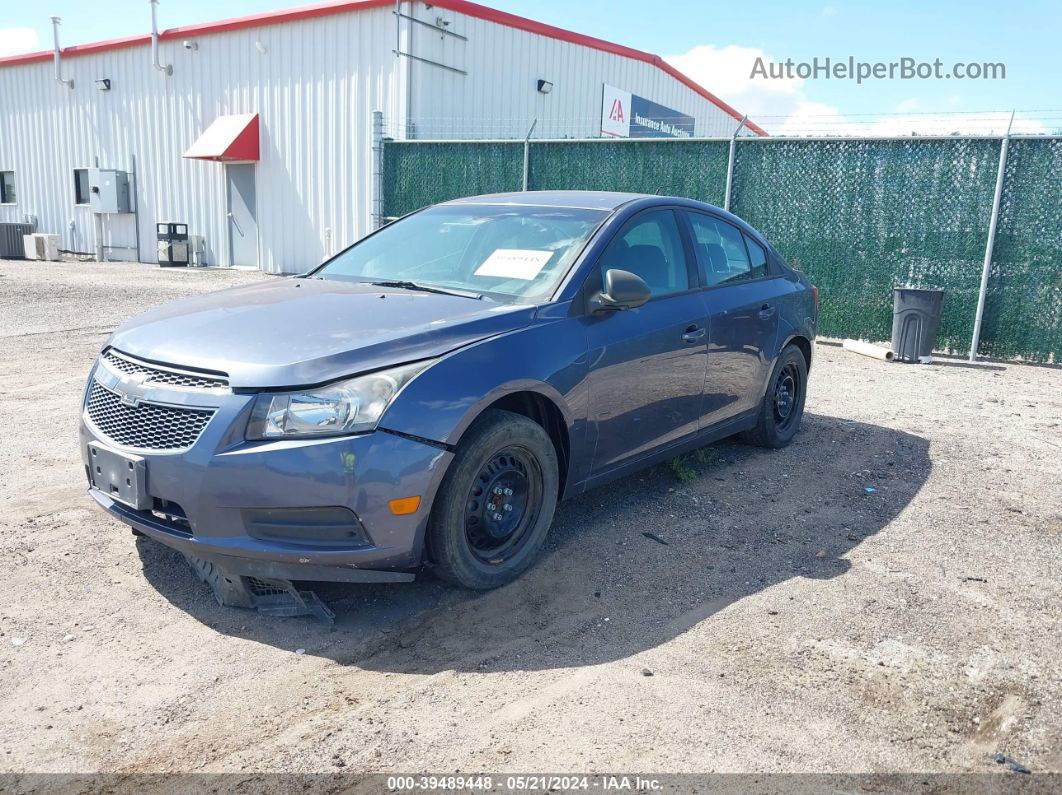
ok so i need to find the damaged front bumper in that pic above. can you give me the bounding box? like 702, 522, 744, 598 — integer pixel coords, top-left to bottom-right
81, 381, 454, 621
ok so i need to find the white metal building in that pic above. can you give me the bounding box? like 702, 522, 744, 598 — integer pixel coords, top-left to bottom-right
0, 0, 763, 273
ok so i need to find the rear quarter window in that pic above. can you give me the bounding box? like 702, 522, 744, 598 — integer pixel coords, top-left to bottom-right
743, 234, 770, 279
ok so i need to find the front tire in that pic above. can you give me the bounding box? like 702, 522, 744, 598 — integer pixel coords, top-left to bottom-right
427, 409, 559, 589
741, 344, 808, 448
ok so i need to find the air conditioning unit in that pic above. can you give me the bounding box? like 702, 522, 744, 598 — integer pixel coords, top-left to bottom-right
23, 233, 61, 261
0, 222, 36, 258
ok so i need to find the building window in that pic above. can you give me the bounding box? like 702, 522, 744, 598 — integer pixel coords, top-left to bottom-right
0, 171, 14, 204
74, 169, 90, 205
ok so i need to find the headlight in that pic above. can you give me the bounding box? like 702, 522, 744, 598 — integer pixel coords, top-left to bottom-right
246, 360, 432, 440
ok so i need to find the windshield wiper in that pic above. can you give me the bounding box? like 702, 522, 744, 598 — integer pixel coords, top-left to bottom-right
370, 280, 482, 300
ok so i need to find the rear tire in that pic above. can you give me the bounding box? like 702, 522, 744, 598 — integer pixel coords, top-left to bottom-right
741, 344, 808, 448
427, 409, 559, 589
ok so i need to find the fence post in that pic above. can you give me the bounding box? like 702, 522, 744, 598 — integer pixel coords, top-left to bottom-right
522, 118, 538, 191
723, 115, 747, 212
968, 111, 1014, 361
371, 110, 384, 230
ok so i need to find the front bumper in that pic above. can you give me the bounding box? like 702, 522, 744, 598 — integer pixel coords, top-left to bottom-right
79, 374, 453, 583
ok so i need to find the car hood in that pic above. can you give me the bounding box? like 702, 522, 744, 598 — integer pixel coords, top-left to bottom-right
106, 277, 535, 388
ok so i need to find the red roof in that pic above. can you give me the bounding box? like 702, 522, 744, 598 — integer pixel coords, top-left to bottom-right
0, 0, 767, 137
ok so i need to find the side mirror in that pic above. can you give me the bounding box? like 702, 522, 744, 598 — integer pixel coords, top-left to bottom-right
589, 269, 652, 313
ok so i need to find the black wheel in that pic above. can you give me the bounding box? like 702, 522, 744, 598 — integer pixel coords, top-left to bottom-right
741, 344, 808, 448
427, 409, 559, 589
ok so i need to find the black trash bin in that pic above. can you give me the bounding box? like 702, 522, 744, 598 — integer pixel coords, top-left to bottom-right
157, 223, 189, 267
891, 287, 944, 363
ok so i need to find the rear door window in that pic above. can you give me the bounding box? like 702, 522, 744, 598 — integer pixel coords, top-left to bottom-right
686, 212, 756, 286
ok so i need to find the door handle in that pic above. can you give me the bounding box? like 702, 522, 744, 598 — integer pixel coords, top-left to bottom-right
228, 211, 244, 237
758, 303, 776, 319
682, 325, 706, 343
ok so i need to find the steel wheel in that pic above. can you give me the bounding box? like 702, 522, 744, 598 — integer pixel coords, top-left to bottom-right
464, 446, 542, 564
742, 344, 808, 449
428, 409, 559, 589
773, 361, 801, 432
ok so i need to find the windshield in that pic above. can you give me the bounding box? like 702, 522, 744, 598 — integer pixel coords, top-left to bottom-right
314, 204, 608, 301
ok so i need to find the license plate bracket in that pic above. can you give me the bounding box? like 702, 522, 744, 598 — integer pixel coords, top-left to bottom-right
88, 443, 149, 510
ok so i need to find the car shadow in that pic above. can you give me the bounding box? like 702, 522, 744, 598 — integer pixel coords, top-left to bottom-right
137, 412, 930, 673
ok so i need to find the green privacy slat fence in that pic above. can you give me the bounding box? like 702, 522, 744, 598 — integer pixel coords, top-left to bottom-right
382, 141, 523, 218
730, 138, 1000, 353
382, 136, 1062, 363
978, 138, 1062, 361
529, 141, 730, 205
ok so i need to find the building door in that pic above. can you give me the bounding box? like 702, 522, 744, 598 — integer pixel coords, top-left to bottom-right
226, 163, 258, 268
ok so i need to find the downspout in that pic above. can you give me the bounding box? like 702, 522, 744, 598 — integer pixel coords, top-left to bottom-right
50, 17, 74, 89
150, 0, 173, 76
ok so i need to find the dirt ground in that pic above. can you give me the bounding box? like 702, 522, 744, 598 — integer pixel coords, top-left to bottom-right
0, 259, 1059, 778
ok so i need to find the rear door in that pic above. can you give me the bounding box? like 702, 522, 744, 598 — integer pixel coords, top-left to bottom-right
584, 208, 709, 473
683, 211, 782, 427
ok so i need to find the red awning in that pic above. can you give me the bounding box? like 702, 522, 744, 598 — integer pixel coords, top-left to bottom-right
183, 113, 259, 162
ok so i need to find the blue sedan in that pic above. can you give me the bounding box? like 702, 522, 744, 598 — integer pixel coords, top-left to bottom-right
80, 191, 817, 612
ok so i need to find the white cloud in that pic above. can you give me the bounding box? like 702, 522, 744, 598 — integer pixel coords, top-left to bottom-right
0, 27, 40, 57
665, 44, 1050, 136
821, 6, 838, 18
773, 106, 1047, 137
665, 44, 806, 122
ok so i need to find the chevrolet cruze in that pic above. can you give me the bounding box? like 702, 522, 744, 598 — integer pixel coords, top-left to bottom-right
81, 191, 817, 616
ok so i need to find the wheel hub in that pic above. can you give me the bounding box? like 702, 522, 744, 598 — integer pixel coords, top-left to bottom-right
464, 448, 537, 561
774, 372, 795, 419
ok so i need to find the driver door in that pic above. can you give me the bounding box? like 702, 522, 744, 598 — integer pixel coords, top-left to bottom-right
584, 209, 709, 475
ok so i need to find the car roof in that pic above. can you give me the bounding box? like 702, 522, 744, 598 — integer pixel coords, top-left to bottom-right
437, 190, 762, 241
441, 190, 651, 211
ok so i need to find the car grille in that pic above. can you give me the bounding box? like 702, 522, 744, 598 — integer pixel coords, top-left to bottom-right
101, 350, 228, 391
86, 381, 215, 451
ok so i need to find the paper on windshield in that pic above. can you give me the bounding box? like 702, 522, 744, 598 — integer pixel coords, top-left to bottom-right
473, 249, 553, 280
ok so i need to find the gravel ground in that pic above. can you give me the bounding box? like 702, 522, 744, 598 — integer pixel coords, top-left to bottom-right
0, 259, 1059, 778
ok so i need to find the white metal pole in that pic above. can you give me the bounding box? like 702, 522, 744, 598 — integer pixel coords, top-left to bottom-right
968, 111, 1014, 361
371, 110, 384, 230
93, 156, 104, 262
50, 17, 73, 89
723, 115, 747, 212
130, 153, 141, 263
149, 0, 173, 76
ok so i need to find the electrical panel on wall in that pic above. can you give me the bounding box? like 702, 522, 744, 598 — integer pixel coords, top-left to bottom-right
88, 169, 132, 214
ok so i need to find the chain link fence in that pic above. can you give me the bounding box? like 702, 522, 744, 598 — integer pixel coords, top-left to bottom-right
381, 135, 1062, 363
982, 138, 1062, 361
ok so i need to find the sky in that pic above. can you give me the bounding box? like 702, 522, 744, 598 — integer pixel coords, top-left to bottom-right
2, 0, 1059, 135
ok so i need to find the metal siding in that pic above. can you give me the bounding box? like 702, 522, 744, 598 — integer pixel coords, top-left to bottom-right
1, 3, 746, 273
0, 7, 402, 274
407, 5, 742, 139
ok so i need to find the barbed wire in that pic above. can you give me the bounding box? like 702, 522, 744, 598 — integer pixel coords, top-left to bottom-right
381, 109, 1062, 140
751, 108, 1062, 118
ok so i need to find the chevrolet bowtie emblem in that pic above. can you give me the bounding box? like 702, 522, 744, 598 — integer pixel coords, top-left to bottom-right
119, 392, 141, 408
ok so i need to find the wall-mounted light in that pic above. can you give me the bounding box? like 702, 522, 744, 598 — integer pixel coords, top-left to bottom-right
183, 40, 198, 51
537, 79, 553, 94
95, 78, 111, 91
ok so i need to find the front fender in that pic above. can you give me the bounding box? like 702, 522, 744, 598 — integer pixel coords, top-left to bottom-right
378, 303, 589, 458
